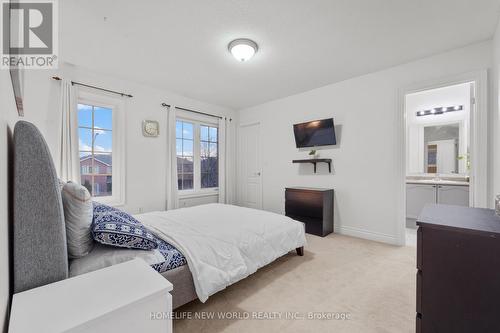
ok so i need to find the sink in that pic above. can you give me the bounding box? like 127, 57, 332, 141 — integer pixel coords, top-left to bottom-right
406, 176, 469, 186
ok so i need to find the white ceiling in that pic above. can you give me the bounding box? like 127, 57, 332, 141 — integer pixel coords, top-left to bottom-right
61, 0, 500, 110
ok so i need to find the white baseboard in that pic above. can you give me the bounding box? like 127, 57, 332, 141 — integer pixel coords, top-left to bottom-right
334, 225, 399, 245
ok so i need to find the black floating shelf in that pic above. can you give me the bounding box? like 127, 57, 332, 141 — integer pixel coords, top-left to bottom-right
292, 158, 332, 173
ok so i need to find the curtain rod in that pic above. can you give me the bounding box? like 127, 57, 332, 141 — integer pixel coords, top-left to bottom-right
161, 103, 231, 121
52, 76, 133, 98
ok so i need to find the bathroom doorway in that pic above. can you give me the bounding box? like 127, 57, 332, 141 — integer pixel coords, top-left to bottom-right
398, 71, 488, 246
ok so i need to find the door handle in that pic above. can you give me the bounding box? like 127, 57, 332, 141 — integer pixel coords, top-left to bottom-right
254, 172, 261, 176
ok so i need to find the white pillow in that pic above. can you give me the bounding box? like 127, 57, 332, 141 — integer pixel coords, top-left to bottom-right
69, 244, 165, 277
61, 181, 94, 258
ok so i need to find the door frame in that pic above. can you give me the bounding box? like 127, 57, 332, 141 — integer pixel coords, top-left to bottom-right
237, 121, 263, 209
396, 70, 488, 246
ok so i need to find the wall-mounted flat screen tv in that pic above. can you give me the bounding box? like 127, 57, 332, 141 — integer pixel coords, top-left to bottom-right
293, 118, 336, 148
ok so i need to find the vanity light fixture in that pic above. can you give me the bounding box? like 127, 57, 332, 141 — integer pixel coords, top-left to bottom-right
228, 38, 258, 62
416, 105, 463, 117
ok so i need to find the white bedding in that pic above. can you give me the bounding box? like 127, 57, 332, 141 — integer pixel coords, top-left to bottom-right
136, 203, 306, 302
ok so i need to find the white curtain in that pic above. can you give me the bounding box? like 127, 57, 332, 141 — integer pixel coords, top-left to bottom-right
58, 79, 80, 182
166, 106, 179, 210
218, 117, 234, 204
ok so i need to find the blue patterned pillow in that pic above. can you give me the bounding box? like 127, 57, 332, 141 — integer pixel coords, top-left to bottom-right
92, 203, 158, 250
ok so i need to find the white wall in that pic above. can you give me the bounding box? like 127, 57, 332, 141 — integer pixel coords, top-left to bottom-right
237, 41, 492, 245
406, 83, 471, 174
0, 71, 17, 333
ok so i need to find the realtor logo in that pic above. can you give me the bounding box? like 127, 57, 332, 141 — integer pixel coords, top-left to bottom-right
1, 0, 58, 69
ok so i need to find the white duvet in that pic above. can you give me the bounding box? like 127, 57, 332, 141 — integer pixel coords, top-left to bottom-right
136, 203, 306, 302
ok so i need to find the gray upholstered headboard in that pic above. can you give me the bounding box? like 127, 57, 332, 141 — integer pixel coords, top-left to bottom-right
13, 121, 68, 293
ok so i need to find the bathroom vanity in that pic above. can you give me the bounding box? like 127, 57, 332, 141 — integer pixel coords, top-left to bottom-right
406, 177, 469, 219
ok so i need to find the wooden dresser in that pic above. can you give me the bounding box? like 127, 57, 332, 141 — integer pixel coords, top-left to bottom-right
285, 187, 334, 237
416, 204, 500, 333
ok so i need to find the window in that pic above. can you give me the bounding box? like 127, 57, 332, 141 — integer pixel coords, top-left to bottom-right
176, 120, 194, 190
78, 103, 113, 197
200, 125, 218, 188
76, 92, 124, 206
176, 119, 218, 194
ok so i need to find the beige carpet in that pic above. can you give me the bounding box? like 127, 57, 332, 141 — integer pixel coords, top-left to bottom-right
174, 234, 416, 333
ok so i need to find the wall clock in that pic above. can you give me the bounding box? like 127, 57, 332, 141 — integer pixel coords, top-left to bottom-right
142, 120, 159, 137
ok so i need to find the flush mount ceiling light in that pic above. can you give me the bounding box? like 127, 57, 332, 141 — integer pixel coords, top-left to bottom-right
416, 105, 464, 117
228, 38, 258, 62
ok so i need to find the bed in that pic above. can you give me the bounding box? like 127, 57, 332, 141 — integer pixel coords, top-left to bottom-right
12, 120, 306, 309
137, 204, 306, 307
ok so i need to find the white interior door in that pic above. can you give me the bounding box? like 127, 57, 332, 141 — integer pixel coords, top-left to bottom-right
239, 123, 262, 209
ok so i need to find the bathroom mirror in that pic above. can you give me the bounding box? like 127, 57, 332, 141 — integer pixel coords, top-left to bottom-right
407, 118, 469, 176
423, 124, 459, 174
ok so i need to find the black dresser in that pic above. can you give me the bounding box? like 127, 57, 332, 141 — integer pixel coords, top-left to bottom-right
416, 204, 500, 333
285, 187, 334, 237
